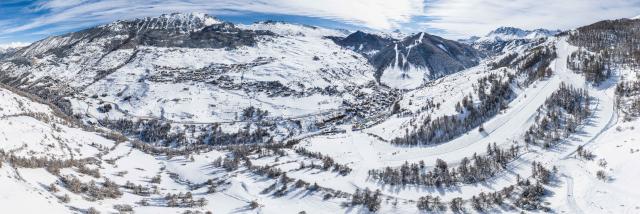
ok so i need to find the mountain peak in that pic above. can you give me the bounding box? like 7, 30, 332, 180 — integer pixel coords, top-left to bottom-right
490, 26, 528, 36
487, 26, 559, 37
473, 26, 559, 44
159, 12, 221, 25
104, 12, 222, 32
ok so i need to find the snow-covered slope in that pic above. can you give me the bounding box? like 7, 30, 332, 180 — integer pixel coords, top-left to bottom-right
328, 30, 481, 90
469, 27, 560, 54
476, 27, 560, 43
371, 32, 481, 89
0, 13, 380, 140
0, 85, 114, 159
1, 13, 640, 214
328, 30, 397, 58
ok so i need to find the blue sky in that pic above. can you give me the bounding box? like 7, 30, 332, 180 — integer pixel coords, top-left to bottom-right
1, 0, 640, 44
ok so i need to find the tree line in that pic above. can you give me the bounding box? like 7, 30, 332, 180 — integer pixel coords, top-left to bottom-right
391, 73, 514, 145
616, 79, 640, 118
295, 147, 352, 175
524, 83, 591, 147
567, 49, 612, 84
415, 162, 555, 212
569, 19, 640, 68
368, 143, 520, 187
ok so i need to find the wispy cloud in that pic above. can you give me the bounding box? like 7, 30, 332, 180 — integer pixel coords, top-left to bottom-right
1, 0, 640, 44
0, 41, 30, 49
35, 0, 88, 11
0, 0, 424, 40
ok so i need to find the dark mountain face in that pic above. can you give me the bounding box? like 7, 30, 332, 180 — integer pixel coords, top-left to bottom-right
0, 47, 19, 60
371, 32, 481, 80
330, 31, 396, 58
12, 13, 274, 59
569, 18, 640, 53
137, 22, 274, 48
331, 31, 481, 82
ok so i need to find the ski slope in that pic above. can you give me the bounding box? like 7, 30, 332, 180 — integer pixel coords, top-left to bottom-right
293, 37, 620, 203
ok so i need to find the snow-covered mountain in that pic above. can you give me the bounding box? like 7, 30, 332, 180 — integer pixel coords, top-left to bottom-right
371, 32, 481, 89
468, 27, 560, 54
326, 30, 481, 89
0, 12, 482, 141
1, 13, 640, 214
328, 30, 397, 58
0, 42, 29, 59
476, 27, 560, 43
0, 13, 380, 133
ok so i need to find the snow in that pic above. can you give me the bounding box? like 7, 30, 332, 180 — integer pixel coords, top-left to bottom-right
379, 40, 432, 90
380, 64, 427, 89
242, 21, 347, 38
556, 119, 640, 213
1, 14, 640, 214
0, 167, 69, 214
474, 27, 559, 44
287, 37, 627, 206
0, 87, 113, 159
3, 18, 377, 127
24, 21, 374, 124
437, 43, 448, 52
372, 63, 496, 139
0, 42, 29, 50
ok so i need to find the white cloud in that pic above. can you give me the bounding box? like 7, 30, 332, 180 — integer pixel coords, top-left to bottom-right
243, 0, 425, 29
1, 0, 424, 36
3, 0, 640, 41
0, 42, 30, 49
423, 0, 640, 38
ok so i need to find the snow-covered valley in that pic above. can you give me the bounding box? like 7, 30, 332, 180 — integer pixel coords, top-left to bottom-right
0, 12, 639, 214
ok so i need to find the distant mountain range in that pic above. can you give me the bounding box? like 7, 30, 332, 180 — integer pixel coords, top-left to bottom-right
0, 42, 29, 59
458, 27, 560, 54
472, 27, 560, 43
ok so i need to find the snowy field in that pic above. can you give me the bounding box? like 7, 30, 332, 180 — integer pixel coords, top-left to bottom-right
0, 16, 639, 214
